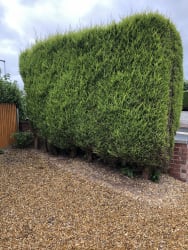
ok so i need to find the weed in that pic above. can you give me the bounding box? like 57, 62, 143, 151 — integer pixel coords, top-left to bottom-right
0, 149, 4, 154
150, 168, 161, 182
121, 166, 134, 178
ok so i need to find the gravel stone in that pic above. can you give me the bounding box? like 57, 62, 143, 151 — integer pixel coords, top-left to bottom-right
0, 149, 188, 249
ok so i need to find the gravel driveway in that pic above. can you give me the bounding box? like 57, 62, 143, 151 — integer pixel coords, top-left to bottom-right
0, 149, 188, 249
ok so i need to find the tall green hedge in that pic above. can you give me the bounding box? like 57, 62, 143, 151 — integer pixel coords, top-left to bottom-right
19, 13, 183, 170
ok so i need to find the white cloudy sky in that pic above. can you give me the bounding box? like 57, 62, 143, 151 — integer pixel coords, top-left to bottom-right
0, 0, 188, 89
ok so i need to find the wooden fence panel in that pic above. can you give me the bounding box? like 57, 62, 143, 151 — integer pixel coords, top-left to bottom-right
0, 104, 17, 148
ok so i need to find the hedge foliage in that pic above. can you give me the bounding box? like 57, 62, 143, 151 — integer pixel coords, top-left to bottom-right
19, 13, 183, 170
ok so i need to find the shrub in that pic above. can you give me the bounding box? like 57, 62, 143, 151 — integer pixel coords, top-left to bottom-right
12, 131, 34, 148
19, 12, 183, 171
0, 74, 27, 120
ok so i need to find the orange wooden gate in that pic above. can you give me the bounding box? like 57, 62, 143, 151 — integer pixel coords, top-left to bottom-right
0, 104, 18, 148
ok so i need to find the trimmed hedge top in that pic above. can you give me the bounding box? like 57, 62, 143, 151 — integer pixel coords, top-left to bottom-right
19, 12, 183, 170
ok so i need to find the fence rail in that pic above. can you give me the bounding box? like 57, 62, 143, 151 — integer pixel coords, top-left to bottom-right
0, 104, 17, 148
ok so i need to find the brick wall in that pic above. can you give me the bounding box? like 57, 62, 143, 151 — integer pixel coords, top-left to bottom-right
169, 143, 188, 182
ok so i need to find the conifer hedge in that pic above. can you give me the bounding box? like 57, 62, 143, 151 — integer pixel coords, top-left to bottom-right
19, 13, 183, 170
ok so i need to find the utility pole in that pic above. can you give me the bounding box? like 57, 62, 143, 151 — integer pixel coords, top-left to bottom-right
0, 59, 6, 76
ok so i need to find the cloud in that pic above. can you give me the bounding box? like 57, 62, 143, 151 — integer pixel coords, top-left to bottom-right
0, 40, 18, 56
60, 0, 100, 20
0, 0, 188, 88
19, 0, 38, 6
0, 3, 5, 20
